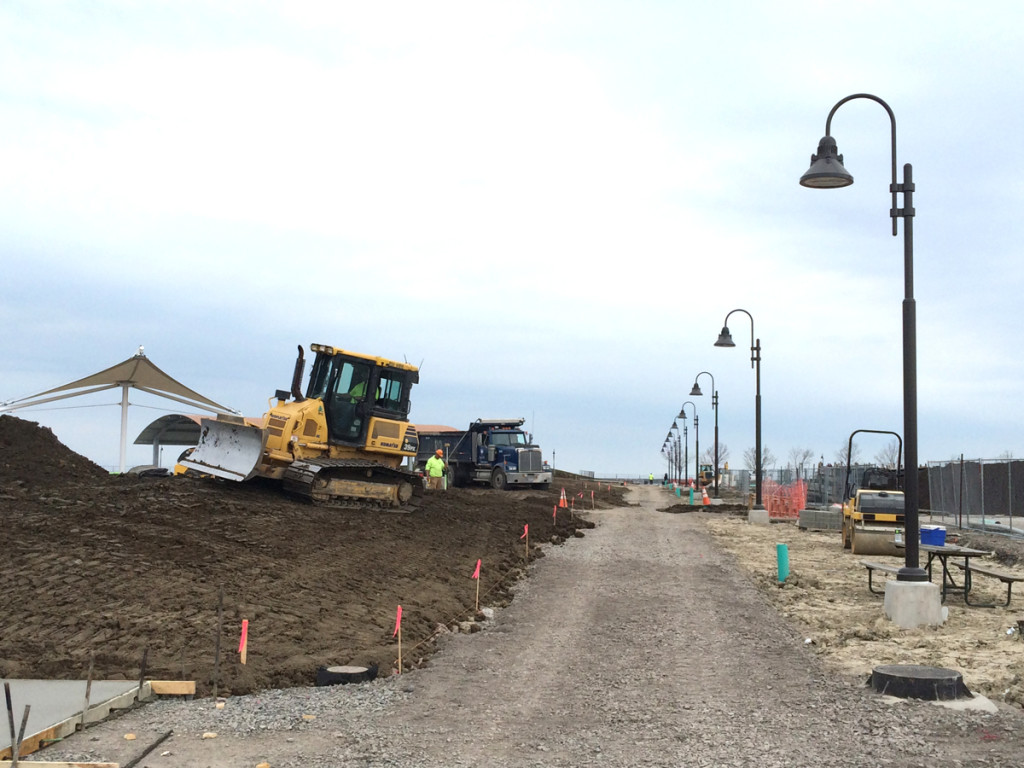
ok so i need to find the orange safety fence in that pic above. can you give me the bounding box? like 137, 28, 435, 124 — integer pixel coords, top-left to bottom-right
762, 478, 807, 519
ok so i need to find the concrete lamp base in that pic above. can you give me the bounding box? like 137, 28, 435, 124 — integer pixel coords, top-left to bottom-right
884, 579, 946, 628
747, 507, 770, 525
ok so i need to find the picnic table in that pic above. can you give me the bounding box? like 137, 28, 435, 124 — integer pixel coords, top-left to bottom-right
895, 542, 993, 603
862, 542, 1024, 607
919, 543, 993, 602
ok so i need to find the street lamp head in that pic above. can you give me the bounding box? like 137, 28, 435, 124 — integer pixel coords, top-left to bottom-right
671, 420, 679, 431
689, 382, 702, 396
714, 326, 735, 347
800, 135, 854, 188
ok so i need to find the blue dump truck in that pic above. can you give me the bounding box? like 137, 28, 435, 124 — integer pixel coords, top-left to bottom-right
415, 418, 553, 490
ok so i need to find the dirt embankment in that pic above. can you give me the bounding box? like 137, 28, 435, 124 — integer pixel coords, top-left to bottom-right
0, 414, 621, 695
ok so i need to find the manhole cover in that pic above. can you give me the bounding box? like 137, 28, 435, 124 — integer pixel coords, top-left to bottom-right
870, 664, 972, 700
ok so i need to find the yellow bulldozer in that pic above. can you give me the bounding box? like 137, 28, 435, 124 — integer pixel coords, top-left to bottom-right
840, 429, 905, 556
180, 344, 423, 510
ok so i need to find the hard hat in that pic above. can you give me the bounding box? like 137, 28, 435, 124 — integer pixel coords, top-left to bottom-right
435, 449, 444, 456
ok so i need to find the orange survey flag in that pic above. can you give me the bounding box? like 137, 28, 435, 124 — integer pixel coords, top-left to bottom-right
238, 619, 249, 665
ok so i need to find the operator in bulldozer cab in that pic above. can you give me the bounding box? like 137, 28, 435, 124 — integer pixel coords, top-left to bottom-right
329, 362, 375, 442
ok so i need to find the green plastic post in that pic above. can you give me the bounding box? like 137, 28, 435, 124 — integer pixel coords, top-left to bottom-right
688, 486, 695, 504
777, 543, 790, 583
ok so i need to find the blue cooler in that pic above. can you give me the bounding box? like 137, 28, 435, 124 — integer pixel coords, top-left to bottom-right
920, 525, 946, 546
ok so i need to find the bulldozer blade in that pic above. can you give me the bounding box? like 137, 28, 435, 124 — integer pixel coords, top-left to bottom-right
180, 418, 267, 482
850, 525, 902, 557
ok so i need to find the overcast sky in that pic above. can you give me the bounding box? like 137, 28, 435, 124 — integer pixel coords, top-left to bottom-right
3, 1, 1023, 477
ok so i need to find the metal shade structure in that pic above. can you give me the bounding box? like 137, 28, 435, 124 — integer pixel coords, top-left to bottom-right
0, 348, 239, 473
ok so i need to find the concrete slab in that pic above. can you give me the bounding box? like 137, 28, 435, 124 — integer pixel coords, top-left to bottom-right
1, 679, 151, 759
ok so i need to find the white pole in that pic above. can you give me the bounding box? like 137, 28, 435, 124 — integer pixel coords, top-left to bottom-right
119, 382, 129, 473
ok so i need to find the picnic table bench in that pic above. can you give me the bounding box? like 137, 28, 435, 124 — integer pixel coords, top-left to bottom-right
950, 560, 1024, 607
859, 560, 903, 595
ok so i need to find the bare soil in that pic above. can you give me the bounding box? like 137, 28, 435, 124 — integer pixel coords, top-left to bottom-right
706, 515, 1024, 708
6, 414, 1024, 767
0, 414, 612, 696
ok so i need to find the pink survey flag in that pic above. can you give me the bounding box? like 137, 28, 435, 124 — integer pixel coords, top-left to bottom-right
393, 605, 402, 637
472, 559, 481, 580
238, 619, 249, 653
520, 523, 528, 539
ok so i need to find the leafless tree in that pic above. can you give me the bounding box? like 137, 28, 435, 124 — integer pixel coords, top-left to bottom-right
873, 439, 901, 468
834, 441, 861, 467
700, 443, 730, 466
787, 447, 816, 480
743, 445, 776, 473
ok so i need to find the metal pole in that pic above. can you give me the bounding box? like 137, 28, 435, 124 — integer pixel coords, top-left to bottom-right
754, 339, 763, 508
713, 390, 720, 498
694, 414, 700, 492
683, 424, 689, 484
899, 163, 925, 579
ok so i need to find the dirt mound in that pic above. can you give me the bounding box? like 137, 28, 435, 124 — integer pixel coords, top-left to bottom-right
0, 415, 624, 696
0, 414, 107, 486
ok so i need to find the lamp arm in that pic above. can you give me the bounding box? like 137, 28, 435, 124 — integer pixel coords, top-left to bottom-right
824, 93, 899, 236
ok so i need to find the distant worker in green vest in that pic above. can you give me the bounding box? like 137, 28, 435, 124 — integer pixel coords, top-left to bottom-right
649, 473, 654, 485
425, 449, 447, 491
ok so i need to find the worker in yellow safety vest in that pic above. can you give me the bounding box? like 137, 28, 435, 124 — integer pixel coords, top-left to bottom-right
425, 449, 447, 491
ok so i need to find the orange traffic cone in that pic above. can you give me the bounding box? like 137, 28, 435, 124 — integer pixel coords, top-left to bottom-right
559, 488, 568, 509
702, 486, 710, 506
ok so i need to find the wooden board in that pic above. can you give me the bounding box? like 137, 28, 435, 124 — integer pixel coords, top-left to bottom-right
148, 680, 196, 695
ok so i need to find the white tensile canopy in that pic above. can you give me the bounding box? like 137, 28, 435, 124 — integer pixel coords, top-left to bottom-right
0, 347, 239, 472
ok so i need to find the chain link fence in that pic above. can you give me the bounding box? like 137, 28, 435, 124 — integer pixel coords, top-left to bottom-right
926, 457, 1023, 533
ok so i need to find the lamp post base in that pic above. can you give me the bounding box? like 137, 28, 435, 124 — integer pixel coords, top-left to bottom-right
883, 580, 945, 628
748, 507, 770, 525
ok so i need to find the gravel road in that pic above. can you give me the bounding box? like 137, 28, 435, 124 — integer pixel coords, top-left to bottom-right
40, 485, 1023, 767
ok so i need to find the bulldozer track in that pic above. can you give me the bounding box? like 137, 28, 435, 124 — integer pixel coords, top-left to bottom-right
282, 458, 423, 513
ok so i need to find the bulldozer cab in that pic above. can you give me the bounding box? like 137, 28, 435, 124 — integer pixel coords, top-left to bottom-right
306, 346, 418, 446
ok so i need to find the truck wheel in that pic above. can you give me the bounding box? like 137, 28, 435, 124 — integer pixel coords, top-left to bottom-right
490, 468, 507, 491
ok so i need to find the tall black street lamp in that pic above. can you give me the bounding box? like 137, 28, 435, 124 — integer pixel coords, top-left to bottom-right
669, 422, 682, 483
690, 371, 720, 498
681, 420, 689, 485
800, 93, 927, 582
714, 310, 762, 508
678, 402, 698, 488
